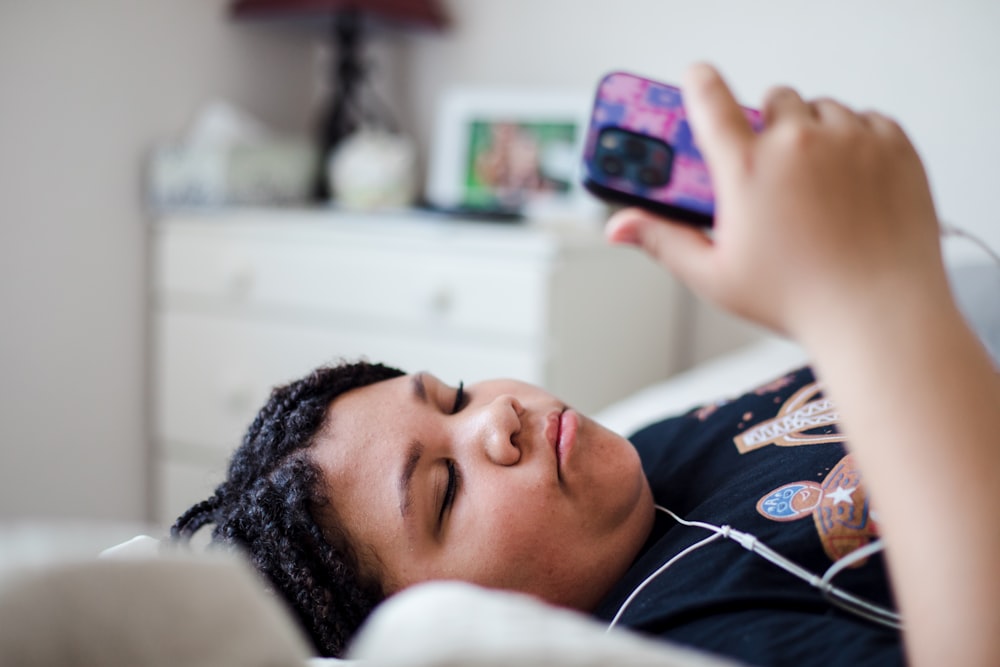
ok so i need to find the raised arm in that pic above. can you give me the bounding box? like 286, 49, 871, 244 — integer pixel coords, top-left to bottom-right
606, 63, 1000, 667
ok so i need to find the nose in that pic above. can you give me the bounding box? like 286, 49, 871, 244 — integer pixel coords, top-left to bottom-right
466, 394, 524, 466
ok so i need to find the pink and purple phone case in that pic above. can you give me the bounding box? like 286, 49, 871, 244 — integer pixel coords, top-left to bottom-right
582, 71, 761, 226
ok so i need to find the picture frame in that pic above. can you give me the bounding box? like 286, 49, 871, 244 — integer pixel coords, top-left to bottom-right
425, 87, 597, 217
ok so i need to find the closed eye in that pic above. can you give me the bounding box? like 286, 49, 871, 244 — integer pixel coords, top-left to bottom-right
439, 460, 459, 524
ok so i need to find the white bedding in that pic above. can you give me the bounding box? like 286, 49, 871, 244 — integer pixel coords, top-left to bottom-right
341, 582, 740, 667
595, 336, 808, 437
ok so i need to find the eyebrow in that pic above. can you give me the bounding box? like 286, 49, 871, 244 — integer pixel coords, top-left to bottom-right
398, 440, 424, 519
410, 373, 428, 404
398, 374, 432, 520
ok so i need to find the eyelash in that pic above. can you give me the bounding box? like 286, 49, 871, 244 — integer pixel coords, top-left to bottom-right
439, 381, 465, 526
439, 460, 459, 524
451, 381, 465, 414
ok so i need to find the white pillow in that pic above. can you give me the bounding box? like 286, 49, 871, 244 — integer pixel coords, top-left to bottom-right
595, 336, 808, 437
348, 581, 740, 667
0, 547, 312, 667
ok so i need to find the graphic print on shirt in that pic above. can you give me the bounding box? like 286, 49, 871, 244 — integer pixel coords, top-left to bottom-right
756, 454, 880, 564
733, 379, 842, 454
693, 372, 798, 422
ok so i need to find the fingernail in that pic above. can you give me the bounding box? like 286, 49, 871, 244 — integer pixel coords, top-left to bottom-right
685, 62, 719, 91
606, 218, 642, 247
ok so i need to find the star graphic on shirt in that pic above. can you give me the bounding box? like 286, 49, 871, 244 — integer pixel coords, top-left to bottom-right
827, 485, 856, 506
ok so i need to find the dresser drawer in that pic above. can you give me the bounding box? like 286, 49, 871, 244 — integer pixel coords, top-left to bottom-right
154, 310, 543, 451
155, 225, 550, 339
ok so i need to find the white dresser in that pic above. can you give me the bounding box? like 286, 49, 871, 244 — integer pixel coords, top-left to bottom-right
150, 208, 686, 527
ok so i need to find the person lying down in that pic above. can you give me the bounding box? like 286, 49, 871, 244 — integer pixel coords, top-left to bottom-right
171, 64, 1000, 667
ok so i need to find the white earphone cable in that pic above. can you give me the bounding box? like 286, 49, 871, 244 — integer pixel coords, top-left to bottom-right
940, 223, 1000, 269
607, 505, 902, 632
606, 529, 722, 630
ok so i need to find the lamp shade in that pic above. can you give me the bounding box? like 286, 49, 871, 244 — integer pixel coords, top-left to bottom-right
230, 0, 448, 30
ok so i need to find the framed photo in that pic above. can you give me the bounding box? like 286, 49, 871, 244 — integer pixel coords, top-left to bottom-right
426, 87, 596, 217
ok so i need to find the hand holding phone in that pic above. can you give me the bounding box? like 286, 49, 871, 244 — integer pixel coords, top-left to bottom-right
601, 64, 943, 341
581, 71, 761, 227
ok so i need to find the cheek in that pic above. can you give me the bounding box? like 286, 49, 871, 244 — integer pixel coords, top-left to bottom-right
570, 428, 649, 530
458, 478, 562, 567
477, 475, 558, 535
455, 483, 624, 603
578, 427, 644, 487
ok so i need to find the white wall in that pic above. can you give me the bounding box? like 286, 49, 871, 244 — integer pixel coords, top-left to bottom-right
0, 2, 314, 521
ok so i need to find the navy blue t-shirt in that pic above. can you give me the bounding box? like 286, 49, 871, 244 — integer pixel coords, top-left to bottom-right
594, 367, 903, 666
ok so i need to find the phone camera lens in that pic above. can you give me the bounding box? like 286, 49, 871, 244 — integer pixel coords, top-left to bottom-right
623, 138, 647, 161
599, 154, 625, 176
638, 165, 668, 187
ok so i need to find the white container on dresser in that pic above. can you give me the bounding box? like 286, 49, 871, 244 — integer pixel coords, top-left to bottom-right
150, 208, 687, 527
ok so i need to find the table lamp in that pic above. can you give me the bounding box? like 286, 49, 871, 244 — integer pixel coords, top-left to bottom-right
230, 0, 449, 200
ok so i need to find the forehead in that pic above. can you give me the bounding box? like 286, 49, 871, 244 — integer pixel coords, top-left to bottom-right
314, 374, 416, 470
307, 376, 418, 557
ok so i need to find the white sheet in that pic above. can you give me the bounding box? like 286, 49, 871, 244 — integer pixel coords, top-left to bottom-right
346, 582, 740, 667
594, 336, 808, 438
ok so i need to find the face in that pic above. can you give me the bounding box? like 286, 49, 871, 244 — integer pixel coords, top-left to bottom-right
311, 373, 654, 611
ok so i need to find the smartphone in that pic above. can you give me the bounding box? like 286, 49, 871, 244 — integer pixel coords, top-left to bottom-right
581, 71, 761, 227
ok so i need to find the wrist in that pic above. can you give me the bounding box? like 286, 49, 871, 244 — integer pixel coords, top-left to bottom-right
795, 274, 965, 384
789, 257, 953, 354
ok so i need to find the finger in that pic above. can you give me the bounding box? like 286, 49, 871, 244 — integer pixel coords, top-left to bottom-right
809, 97, 861, 128
860, 109, 906, 139
762, 85, 811, 127
605, 208, 716, 289
681, 63, 755, 181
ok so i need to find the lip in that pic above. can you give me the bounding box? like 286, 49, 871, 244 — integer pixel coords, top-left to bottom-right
546, 407, 578, 479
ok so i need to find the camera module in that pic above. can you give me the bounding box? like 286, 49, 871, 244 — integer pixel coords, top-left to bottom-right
592, 127, 674, 190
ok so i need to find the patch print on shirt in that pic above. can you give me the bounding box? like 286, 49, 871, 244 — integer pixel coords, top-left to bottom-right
734, 380, 841, 454
693, 373, 799, 423
756, 454, 880, 564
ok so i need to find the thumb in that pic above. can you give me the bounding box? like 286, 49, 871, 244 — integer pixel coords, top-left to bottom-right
605, 208, 716, 291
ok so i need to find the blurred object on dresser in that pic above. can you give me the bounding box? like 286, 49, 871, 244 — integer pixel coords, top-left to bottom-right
230, 0, 449, 202
147, 100, 319, 211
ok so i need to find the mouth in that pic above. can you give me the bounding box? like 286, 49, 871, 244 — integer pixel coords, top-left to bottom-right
547, 407, 578, 480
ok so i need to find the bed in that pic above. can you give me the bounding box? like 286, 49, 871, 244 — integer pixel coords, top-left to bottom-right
0, 260, 995, 667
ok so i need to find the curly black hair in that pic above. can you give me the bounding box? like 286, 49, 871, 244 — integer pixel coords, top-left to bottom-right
170, 360, 405, 657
